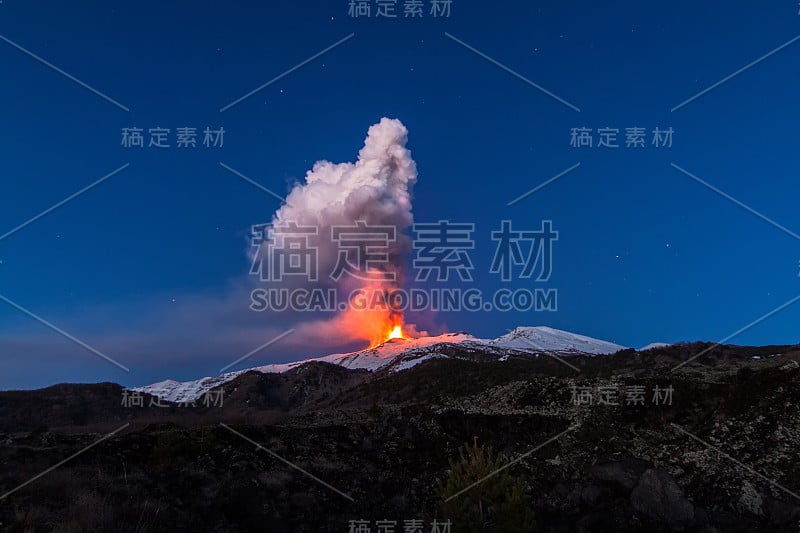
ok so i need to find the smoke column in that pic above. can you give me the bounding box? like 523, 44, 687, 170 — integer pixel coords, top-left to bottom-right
262, 118, 421, 346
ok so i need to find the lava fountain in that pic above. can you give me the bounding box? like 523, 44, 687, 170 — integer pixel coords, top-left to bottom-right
387, 324, 404, 340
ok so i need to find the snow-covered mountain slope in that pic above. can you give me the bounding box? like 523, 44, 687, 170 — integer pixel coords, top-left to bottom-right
639, 342, 672, 351
133, 372, 244, 404
263, 332, 475, 373
132, 327, 626, 402
481, 326, 626, 355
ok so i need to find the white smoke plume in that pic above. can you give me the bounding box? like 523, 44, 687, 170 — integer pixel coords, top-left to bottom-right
262, 118, 423, 346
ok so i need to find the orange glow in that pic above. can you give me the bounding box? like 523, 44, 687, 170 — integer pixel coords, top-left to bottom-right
367, 318, 406, 347
387, 325, 404, 340
312, 275, 417, 348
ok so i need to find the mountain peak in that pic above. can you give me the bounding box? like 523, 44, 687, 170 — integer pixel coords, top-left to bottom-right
487, 326, 627, 355
133, 326, 626, 401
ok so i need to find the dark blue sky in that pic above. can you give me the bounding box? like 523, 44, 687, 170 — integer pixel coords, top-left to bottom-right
1, 1, 799, 389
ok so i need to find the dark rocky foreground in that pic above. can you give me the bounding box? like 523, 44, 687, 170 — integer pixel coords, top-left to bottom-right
1, 342, 800, 532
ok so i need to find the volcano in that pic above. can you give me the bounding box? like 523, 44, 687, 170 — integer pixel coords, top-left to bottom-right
133, 326, 629, 402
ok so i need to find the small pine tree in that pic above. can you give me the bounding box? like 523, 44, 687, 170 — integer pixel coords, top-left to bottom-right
435, 438, 535, 532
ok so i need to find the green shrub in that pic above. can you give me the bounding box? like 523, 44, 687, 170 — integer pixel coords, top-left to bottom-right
435, 439, 535, 532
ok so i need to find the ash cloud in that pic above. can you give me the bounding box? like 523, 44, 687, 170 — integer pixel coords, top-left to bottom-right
255, 118, 424, 345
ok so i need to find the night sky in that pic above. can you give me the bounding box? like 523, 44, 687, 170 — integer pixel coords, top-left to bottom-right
1, 1, 799, 389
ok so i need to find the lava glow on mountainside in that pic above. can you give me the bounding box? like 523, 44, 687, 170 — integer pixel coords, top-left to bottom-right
369, 312, 406, 347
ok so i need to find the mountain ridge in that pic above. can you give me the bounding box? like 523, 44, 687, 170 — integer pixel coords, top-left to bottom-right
133, 326, 632, 402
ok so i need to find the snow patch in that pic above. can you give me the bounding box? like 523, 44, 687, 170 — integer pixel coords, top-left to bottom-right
394, 353, 449, 371
639, 342, 672, 352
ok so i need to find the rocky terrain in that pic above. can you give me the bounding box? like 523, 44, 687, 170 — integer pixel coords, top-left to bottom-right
1, 341, 800, 532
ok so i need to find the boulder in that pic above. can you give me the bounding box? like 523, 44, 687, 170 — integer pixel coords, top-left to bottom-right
591, 457, 653, 492
630, 468, 694, 530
